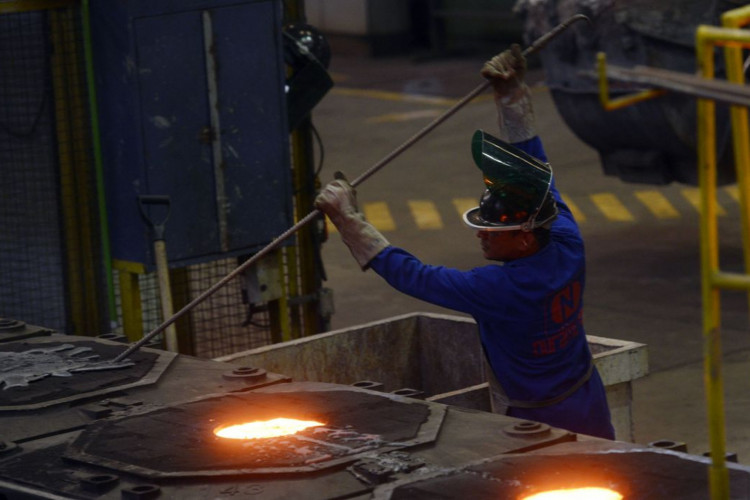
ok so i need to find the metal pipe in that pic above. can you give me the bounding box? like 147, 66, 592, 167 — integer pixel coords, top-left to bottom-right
597, 57, 750, 108
113, 13, 590, 362
721, 8, 750, 340
596, 52, 667, 111
82, 0, 118, 328
351, 13, 590, 189
696, 24, 731, 500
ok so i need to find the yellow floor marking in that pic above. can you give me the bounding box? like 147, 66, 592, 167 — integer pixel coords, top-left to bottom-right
325, 216, 337, 234
332, 86, 494, 104
363, 201, 396, 231
561, 194, 586, 223
452, 198, 477, 218
725, 185, 740, 202
332, 87, 456, 106
635, 190, 680, 219
367, 109, 443, 124
681, 188, 726, 216
590, 193, 635, 221
408, 200, 443, 230
328, 72, 349, 83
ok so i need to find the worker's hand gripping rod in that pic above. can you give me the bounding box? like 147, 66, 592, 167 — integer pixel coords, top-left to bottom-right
113, 14, 589, 362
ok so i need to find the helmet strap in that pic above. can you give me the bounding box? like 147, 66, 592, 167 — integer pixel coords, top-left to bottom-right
520, 212, 537, 232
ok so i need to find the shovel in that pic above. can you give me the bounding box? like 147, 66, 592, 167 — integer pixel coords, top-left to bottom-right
138, 195, 179, 352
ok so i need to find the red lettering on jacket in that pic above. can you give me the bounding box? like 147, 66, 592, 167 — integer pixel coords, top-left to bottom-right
549, 280, 582, 325
536, 278, 584, 357
533, 314, 582, 357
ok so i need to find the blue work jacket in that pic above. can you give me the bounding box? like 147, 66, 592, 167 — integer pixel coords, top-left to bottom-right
369, 137, 615, 440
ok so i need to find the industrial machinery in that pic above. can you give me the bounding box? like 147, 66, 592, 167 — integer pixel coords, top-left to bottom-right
90, 0, 293, 269
0, 0, 334, 352
515, 0, 745, 186
1, 320, 750, 499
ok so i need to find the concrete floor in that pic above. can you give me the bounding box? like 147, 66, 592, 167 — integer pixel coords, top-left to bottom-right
312, 52, 750, 465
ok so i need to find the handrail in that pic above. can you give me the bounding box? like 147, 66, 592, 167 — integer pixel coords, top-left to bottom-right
596, 53, 666, 110
595, 11, 750, 499
696, 22, 750, 500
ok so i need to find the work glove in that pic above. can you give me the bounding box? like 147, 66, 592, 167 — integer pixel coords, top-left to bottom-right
480, 44, 536, 143
315, 177, 390, 270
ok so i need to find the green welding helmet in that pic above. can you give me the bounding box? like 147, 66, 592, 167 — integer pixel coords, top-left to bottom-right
462, 130, 558, 232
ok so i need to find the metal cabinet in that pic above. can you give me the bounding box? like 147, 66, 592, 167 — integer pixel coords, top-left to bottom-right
90, 0, 291, 269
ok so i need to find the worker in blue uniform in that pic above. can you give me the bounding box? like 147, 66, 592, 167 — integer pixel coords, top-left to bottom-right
315, 45, 615, 440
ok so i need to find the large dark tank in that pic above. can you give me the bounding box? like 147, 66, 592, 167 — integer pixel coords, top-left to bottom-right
515, 0, 745, 186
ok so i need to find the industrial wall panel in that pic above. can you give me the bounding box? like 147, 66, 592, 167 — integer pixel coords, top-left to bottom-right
91, 0, 291, 269
211, 3, 292, 251
134, 12, 218, 261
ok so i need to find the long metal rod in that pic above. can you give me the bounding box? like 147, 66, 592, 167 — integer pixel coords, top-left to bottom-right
113, 13, 589, 362
351, 13, 589, 189
603, 63, 750, 108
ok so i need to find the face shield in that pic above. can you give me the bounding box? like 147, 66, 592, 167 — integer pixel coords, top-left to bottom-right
462, 130, 558, 232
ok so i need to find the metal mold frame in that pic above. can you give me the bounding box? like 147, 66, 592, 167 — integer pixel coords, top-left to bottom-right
63, 382, 447, 479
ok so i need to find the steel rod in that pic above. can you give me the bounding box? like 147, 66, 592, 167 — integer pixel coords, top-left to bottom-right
113, 13, 590, 362
351, 13, 590, 188
603, 63, 750, 107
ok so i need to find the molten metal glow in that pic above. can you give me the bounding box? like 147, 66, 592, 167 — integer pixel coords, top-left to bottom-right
521, 487, 622, 500
214, 418, 324, 440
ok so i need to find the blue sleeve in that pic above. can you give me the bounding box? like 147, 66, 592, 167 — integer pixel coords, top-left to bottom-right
512, 136, 547, 163
369, 136, 576, 314
369, 247, 507, 317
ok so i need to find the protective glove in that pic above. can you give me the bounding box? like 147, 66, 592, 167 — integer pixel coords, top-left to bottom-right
315, 177, 390, 270
480, 43, 536, 143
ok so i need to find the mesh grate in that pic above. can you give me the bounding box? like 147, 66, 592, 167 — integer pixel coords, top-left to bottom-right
0, 11, 68, 330
112, 259, 275, 359
176, 258, 274, 358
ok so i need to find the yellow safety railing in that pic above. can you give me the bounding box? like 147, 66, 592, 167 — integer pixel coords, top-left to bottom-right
721, 7, 750, 318
697, 17, 750, 500
595, 6, 750, 499
596, 52, 666, 111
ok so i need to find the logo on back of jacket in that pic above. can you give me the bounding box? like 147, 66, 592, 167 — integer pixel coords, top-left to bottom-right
534, 275, 583, 357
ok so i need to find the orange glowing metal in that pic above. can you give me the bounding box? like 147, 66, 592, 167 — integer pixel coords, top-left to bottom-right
521, 487, 622, 500
214, 418, 325, 440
